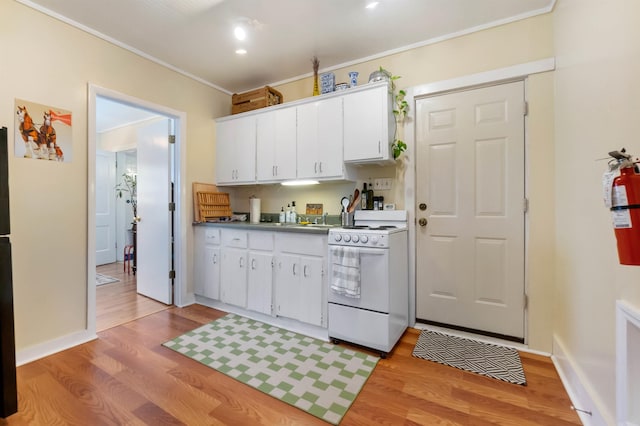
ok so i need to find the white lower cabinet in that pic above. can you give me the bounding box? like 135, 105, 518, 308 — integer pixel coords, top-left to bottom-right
275, 254, 324, 327
274, 233, 327, 327
194, 227, 221, 300
247, 232, 274, 315
220, 229, 249, 308
220, 247, 248, 308
195, 226, 326, 328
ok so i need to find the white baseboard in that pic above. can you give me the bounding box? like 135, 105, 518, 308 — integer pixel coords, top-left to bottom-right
16, 329, 97, 366
552, 334, 612, 426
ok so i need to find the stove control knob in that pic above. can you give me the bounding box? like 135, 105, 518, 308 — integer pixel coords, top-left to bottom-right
333, 234, 342, 242
360, 235, 368, 244
343, 234, 351, 242
352, 235, 359, 243
371, 235, 379, 244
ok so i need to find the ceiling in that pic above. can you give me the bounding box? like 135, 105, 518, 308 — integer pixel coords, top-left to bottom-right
22, 0, 554, 95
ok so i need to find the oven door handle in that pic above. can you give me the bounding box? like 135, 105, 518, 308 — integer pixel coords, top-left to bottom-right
330, 246, 388, 256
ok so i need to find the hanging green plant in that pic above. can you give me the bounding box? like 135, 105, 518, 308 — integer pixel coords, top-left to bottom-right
379, 67, 408, 160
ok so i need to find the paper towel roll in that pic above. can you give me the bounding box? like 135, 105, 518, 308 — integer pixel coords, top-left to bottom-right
250, 198, 261, 223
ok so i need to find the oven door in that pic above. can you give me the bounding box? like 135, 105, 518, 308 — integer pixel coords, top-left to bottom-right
328, 245, 389, 313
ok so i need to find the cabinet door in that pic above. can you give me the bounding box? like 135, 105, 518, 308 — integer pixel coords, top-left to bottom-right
220, 247, 248, 308
296, 102, 320, 179
234, 115, 257, 183
256, 113, 275, 181
215, 120, 236, 184
316, 97, 343, 178
297, 97, 343, 179
274, 253, 300, 320
202, 247, 221, 300
247, 251, 273, 315
256, 108, 297, 182
343, 84, 392, 162
215, 115, 256, 184
299, 255, 324, 327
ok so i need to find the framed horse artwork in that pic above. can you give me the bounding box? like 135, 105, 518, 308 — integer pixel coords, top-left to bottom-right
14, 99, 72, 162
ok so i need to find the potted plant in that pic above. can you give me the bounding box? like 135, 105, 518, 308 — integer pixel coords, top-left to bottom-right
374, 67, 408, 160
115, 172, 137, 223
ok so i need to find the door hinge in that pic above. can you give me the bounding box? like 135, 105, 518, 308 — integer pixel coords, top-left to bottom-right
168, 135, 176, 144
169, 202, 175, 211
524, 294, 529, 310
523, 101, 529, 116
523, 198, 529, 213
169, 270, 175, 279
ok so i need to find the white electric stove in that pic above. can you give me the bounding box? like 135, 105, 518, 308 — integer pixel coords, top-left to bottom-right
327, 210, 408, 357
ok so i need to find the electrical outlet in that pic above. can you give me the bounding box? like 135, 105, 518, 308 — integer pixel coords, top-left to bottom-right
374, 178, 393, 190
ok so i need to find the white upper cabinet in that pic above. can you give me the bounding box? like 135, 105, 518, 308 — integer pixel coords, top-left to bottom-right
343, 83, 395, 164
215, 81, 393, 186
297, 97, 344, 179
216, 115, 256, 185
256, 108, 297, 182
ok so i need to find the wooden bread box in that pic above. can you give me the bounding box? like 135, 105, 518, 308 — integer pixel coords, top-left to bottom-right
231, 86, 283, 114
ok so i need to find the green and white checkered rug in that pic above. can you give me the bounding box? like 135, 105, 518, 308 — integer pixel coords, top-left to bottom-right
163, 313, 379, 424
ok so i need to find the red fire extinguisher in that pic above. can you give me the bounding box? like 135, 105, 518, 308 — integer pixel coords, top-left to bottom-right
604, 148, 640, 265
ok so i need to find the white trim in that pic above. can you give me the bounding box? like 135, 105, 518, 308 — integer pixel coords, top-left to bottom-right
87, 84, 188, 327
616, 300, 640, 426
411, 58, 555, 99
16, 330, 96, 366
552, 334, 612, 426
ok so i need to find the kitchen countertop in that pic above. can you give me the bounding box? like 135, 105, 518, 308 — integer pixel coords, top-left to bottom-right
193, 221, 339, 234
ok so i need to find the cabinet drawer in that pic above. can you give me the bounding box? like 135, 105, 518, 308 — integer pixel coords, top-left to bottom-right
249, 231, 274, 251
275, 233, 327, 256
204, 228, 221, 245
222, 229, 248, 248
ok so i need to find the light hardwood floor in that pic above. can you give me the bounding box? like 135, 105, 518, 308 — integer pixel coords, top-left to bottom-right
5, 304, 581, 425
96, 262, 169, 332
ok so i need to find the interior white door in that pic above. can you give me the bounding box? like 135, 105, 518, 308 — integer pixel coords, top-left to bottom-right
95, 150, 116, 266
415, 81, 526, 340
136, 118, 172, 304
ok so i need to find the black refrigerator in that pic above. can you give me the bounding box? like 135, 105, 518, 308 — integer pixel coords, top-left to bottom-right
0, 126, 17, 418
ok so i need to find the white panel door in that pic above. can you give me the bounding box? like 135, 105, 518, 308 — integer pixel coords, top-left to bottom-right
136, 118, 172, 305
415, 81, 525, 339
95, 150, 116, 265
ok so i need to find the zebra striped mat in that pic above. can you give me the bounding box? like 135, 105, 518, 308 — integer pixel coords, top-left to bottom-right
412, 330, 526, 385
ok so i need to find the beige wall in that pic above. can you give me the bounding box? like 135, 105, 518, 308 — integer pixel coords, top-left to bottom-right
1, 1, 228, 351
553, 0, 640, 422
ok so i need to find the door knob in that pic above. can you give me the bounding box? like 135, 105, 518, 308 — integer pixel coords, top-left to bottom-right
418, 218, 428, 227
419, 203, 427, 211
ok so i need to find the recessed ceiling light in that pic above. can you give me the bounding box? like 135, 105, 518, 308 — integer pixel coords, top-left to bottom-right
234, 26, 246, 41
235, 49, 247, 55
365, 2, 379, 9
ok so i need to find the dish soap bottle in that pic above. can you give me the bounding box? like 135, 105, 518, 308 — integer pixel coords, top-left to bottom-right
286, 204, 291, 223
279, 207, 286, 223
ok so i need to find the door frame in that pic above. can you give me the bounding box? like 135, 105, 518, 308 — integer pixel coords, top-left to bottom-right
87, 84, 188, 334
403, 58, 555, 344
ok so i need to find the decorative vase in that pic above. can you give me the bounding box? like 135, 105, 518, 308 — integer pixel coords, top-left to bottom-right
313, 74, 320, 96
